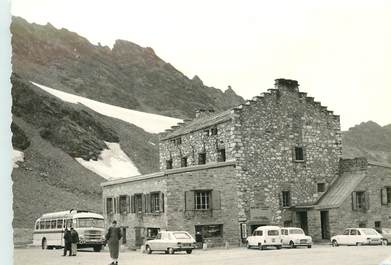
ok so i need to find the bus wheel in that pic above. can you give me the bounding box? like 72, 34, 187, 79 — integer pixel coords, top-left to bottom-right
41, 238, 47, 250
93, 245, 102, 252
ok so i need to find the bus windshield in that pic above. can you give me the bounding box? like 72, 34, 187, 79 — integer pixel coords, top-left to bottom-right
76, 218, 104, 228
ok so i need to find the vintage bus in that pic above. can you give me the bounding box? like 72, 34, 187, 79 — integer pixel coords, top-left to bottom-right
33, 209, 106, 252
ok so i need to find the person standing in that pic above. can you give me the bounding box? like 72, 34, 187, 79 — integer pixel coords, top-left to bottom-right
105, 220, 122, 265
70, 227, 79, 256
63, 227, 72, 256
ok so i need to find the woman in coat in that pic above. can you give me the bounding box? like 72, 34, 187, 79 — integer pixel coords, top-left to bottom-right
105, 220, 122, 265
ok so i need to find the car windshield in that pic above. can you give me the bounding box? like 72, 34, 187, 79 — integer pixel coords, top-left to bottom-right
360, 229, 378, 235
76, 218, 104, 228
289, 229, 304, 234
173, 232, 191, 239
268, 230, 279, 236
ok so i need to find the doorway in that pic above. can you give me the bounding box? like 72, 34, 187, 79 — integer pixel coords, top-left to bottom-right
134, 227, 144, 247
296, 211, 308, 235
320, 211, 330, 239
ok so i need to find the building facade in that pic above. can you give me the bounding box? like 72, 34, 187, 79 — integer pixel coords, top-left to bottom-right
101, 79, 391, 248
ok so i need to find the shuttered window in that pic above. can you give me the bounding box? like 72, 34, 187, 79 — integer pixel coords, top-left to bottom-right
381, 187, 391, 205
185, 190, 220, 210
352, 191, 368, 211
106, 197, 114, 214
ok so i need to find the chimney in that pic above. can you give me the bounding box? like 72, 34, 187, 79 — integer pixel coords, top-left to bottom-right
195, 109, 215, 118
274, 78, 299, 91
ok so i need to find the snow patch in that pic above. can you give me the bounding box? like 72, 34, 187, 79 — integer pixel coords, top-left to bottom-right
75, 142, 140, 180
32, 82, 182, 134
12, 149, 24, 168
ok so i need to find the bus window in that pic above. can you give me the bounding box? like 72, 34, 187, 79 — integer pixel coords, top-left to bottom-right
51, 220, 56, 229
45, 220, 50, 229
65, 219, 72, 228
57, 219, 63, 229
40, 221, 45, 230
35, 221, 40, 230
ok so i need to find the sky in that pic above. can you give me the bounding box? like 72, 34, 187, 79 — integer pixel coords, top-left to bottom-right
10, 0, 391, 130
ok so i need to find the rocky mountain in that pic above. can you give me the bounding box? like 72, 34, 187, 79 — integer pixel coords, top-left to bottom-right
11, 16, 244, 119
11, 74, 159, 230
342, 121, 391, 165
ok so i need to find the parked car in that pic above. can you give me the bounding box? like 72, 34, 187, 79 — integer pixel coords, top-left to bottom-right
281, 227, 312, 248
331, 228, 384, 246
246, 226, 282, 250
378, 228, 391, 245
144, 231, 196, 254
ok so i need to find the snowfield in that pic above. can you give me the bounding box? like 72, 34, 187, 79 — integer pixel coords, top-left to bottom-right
32, 82, 182, 134
12, 149, 24, 168
75, 142, 140, 180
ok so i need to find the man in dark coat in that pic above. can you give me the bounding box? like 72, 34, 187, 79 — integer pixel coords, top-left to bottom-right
63, 227, 72, 256
70, 227, 79, 256
105, 220, 122, 265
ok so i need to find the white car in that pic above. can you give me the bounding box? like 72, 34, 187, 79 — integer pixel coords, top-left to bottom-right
331, 228, 384, 246
281, 227, 312, 248
144, 231, 196, 254
246, 225, 282, 250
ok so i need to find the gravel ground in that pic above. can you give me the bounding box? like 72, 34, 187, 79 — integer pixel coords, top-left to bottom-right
14, 245, 391, 265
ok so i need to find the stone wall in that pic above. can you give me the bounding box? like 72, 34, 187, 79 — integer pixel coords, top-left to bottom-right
329, 164, 391, 237
232, 79, 342, 225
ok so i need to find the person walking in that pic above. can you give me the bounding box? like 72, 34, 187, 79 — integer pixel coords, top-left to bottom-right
63, 227, 72, 256
70, 227, 79, 256
105, 220, 122, 265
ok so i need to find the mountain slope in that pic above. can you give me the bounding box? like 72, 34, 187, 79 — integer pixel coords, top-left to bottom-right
342, 121, 391, 164
11, 16, 244, 119
11, 74, 159, 229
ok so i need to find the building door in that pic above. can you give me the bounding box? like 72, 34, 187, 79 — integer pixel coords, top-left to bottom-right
296, 211, 308, 235
134, 227, 144, 247
320, 211, 330, 239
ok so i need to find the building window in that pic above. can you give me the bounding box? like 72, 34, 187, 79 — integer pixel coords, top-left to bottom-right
195, 191, 211, 210
388, 188, 391, 203
217, 149, 226, 162
294, 146, 304, 161
359, 222, 367, 228
181, 157, 188, 167
106, 197, 113, 214
175, 138, 182, 145
166, 159, 173, 169
119, 195, 129, 214
282, 191, 291, 207
203, 129, 210, 137
382, 187, 391, 205
198, 153, 206, 165
317, 183, 326, 192
150, 192, 160, 212
352, 191, 367, 210
195, 224, 223, 238
134, 194, 143, 213
211, 127, 218, 136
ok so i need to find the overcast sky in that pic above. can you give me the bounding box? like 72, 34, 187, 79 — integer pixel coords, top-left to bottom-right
11, 0, 391, 130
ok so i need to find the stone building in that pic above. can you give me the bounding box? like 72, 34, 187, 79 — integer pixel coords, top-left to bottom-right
101, 78, 391, 247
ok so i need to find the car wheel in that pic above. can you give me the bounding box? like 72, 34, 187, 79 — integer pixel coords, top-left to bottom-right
186, 249, 192, 254
41, 238, 47, 250
145, 245, 152, 254
356, 242, 362, 246
382, 239, 388, 246
167, 247, 175, 255
289, 241, 296, 249
246, 242, 251, 249
276, 245, 282, 250
258, 243, 263, 250
332, 240, 338, 247
307, 245, 312, 249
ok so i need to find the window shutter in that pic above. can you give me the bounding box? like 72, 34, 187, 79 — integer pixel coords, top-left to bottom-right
145, 193, 151, 213
381, 188, 388, 205
278, 192, 283, 207
352, 192, 357, 210
116, 197, 120, 214
160, 192, 165, 213
103, 197, 106, 215
365, 192, 369, 211
126, 195, 130, 214
212, 190, 221, 210
292, 147, 296, 161
142, 194, 146, 213
185, 191, 195, 211
130, 195, 135, 213
302, 147, 306, 161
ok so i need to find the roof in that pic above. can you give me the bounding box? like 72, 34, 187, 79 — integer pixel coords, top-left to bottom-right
161, 109, 233, 140
315, 171, 366, 209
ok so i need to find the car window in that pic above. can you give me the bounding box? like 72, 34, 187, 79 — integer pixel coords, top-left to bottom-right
281, 229, 286, 235
289, 229, 304, 235
156, 233, 162, 239
268, 230, 279, 236
383, 228, 391, 234
173, 232, 191, 239
360, 229, 377, 236
343, 229, 350, 235
350, 229, 357, 235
